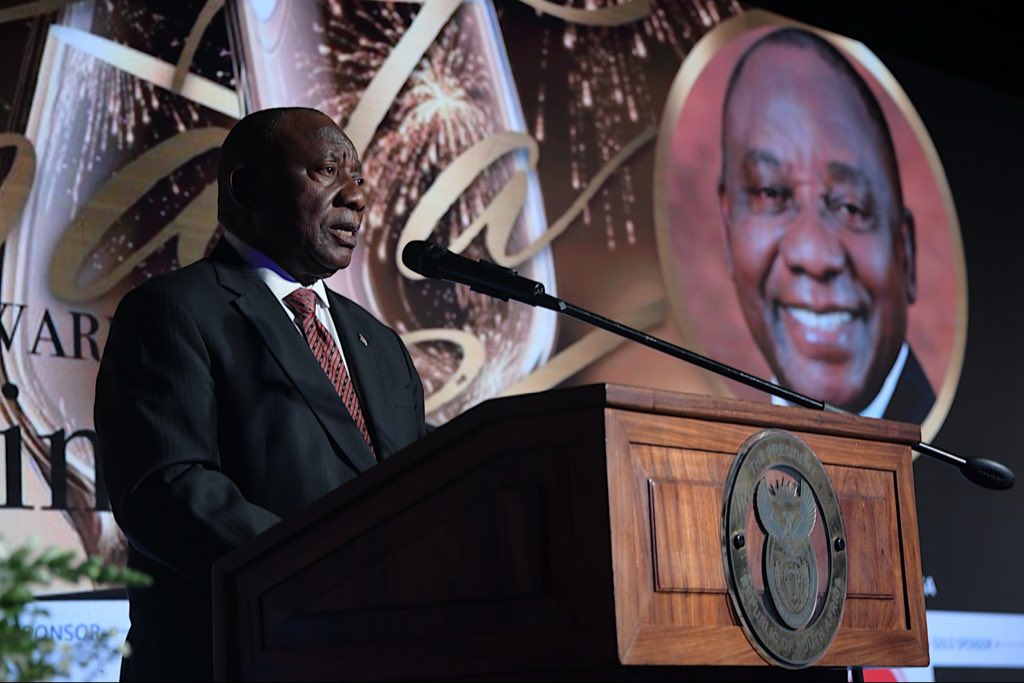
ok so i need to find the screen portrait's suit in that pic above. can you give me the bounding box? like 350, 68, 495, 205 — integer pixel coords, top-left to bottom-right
882, 346, 935, 425
95, 239, 427, 681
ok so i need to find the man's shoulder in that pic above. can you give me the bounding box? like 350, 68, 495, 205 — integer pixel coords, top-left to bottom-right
114, 257, 222, 315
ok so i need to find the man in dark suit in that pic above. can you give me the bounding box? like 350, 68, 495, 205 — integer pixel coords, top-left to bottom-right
95, 107, 427, 681
716, 28, 935, 422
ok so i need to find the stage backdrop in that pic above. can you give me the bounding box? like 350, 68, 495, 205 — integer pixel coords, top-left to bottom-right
0, 1, 1019, 680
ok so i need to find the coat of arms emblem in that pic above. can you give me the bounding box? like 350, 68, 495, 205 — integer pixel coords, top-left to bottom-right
757, 478, 818, 630
721, 429, 847, 668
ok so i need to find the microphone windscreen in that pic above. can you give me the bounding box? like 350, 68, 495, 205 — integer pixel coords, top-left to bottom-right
401, 240, 445, 277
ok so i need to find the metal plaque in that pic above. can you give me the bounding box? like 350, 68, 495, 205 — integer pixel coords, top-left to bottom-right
721, 429, 847, 668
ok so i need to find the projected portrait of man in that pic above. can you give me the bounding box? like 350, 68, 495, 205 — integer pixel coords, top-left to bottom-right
717, 28, 935, 422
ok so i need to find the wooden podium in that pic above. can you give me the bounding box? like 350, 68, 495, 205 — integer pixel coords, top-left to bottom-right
212, 385, 928, 680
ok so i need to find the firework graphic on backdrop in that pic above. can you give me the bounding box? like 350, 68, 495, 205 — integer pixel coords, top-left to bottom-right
230, 0, 741, 422
294, 0, 740, 254
315, 3, 546, 413
41, 0, 235, 290
532, 0, 741, 250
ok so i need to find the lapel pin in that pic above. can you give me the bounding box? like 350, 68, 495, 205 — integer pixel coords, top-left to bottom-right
358, 333, 368, 347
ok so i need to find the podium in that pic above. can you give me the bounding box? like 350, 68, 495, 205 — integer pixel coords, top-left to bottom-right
212, 384, 928, 680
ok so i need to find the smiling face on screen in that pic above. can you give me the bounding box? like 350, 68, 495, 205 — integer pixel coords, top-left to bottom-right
718, 37, 916, 411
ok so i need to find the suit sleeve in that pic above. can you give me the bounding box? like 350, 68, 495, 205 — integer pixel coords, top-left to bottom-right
394, 326, 428, 442
95, 283, 281, 588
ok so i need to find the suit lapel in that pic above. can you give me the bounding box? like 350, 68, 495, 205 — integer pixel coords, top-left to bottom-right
883, 347, 936, 425
326, 292, 395, 458
210, 242, 377, 473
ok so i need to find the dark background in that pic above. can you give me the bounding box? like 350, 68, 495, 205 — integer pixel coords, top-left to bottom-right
748, 1, 1023, 99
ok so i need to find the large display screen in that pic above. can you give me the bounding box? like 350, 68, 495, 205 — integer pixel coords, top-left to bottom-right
0, 2, 1019, 680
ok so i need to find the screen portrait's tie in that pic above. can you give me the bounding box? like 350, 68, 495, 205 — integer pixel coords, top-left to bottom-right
284, 288, 376, 459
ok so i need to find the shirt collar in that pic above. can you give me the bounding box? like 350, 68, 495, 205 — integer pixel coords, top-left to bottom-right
222, 231, 331, 309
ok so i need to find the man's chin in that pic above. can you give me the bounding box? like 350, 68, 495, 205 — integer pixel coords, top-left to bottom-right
777, 362, 872, 412
309, 252, 353, 279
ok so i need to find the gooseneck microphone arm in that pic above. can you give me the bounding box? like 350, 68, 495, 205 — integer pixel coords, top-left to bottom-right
401, 240, 1015, 491
551, 298, 826, 410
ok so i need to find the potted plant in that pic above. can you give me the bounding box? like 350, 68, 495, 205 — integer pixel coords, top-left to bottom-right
0, 537, 150, 682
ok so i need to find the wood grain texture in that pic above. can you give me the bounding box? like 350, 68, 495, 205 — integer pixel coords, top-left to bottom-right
606, 396, 927, 667
213, 384, 928, 679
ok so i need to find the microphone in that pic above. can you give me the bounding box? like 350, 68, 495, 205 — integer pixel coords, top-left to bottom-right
402, 240, 1013, 490
401, 240, 560, 308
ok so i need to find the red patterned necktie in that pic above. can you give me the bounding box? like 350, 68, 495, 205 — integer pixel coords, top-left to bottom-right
284, 288, 376, 458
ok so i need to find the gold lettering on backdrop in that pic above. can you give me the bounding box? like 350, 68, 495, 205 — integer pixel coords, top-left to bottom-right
499, 298, 667, 397
491, 125, 656, 266
0, 0, 77, 24
513, 0, 652, 26
171, 0, 226, 95
48, 26, 239, 118
396, 126, 656, 279
400, 328, 485, 413
350, 1, 656, 408
49, 127, 228, 302
397, 131, 537, 280
346, 0, 650, 156
0, 133, 36, 246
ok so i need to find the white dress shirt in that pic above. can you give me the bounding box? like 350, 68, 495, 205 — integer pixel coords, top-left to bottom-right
222, 230, 350, 371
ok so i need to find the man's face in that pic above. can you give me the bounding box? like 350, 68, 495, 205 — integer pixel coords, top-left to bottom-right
719, 44, 915, 411
250, 110, 367, 283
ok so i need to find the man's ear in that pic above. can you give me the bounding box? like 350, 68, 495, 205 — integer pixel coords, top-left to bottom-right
718, 182, 735, 277
899, 206, 917, 304
228, 165, 263, 212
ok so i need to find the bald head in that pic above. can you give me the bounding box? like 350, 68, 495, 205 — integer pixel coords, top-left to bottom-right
217, 107, 330, 231
216, 107, 367, 284
720, 29, 901, 207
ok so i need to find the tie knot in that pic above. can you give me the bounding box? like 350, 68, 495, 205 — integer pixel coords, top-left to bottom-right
284, 288, 317, 320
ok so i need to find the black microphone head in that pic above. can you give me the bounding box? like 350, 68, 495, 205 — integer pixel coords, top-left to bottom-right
401, 240, 448, 277
962, 457, 1015, 490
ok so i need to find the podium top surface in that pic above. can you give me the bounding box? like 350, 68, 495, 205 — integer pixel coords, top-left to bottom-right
484, 384, 921, 445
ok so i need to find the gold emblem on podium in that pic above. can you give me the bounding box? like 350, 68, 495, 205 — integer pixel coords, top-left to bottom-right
721, 429, 848, 668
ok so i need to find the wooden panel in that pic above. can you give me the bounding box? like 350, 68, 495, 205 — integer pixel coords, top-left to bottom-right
836, 477, 897, 599
650, 479, 727, 593
217, 404, 624, 680
262, 486, 548, 637
623, 625, 763, 666
641, 445, 733, 594
822, 442, 926, 664
604, 410, 652, 662
645, 592, 737, 630
818, 464, 903, 632
608, 414, 744, 664
606, 405, 927, 667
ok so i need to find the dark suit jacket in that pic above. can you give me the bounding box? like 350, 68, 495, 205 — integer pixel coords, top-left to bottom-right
881, 346, 936, 425
95, 241, 427, 681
